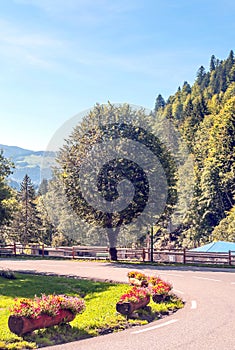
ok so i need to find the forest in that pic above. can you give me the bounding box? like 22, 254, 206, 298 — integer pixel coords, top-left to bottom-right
0, 51, 234, 249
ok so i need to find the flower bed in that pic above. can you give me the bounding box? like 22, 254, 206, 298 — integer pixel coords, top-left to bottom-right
127, 271, 148, 287
116, 286, 150, 315
0, 272, 184, 350
8, 294, 85, 336
126, 271, 173, 303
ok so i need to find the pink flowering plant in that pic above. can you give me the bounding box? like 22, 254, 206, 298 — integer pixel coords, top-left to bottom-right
150, 280, 172, 295
119, 286, 150, 304
10, 298, 40, 318
10, 294, 85, 319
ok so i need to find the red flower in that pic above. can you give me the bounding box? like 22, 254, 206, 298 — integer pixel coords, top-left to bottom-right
119, 287, 150, 304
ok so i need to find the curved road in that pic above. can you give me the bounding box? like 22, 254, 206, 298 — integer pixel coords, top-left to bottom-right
1, 259, 235, 350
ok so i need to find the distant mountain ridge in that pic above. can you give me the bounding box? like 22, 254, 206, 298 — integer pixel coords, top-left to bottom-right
0, 144, 55, 190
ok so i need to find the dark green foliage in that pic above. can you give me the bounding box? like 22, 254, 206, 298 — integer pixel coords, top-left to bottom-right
154, 94, 165, 112
7, 175, 43, 244
182, 81, 191, 94
210, 55, 216, 71
196, 65, 206, 85
155, 50, 235, 247
57, 103, 178, 257
0, 151, 14, 226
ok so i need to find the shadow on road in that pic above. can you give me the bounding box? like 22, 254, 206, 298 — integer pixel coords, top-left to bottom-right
107, 261, 235, 274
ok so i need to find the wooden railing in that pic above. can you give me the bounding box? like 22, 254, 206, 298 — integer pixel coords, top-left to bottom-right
0, 244, 235, 266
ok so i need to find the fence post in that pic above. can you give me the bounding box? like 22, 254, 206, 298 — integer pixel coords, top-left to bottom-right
183, 248, 186, 264
42, 244, 45, 258
13, 242, 16, 257
150, 226, 154, 262
228, 250, 231, 266
72, 246, 75, 259
142, 248, 145, 262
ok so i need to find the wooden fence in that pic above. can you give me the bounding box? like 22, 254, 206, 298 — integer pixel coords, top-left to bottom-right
0, 243, 235, 266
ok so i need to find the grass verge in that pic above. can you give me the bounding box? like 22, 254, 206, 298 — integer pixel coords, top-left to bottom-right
0, 273, 183, 349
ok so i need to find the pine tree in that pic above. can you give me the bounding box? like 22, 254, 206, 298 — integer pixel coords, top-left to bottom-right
210, 55, 216, 71
226, 50, 234, 72
182, 81, 191, 95
196, 66, 206, 85
11, 175, 42, 244
154, 94, 165, 112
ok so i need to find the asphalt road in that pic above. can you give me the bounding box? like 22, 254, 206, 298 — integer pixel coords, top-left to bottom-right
1, 259, 235, 350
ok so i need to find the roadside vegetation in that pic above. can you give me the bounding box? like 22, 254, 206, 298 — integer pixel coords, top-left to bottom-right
0, 272, 183, 349
1, 51, 235, 254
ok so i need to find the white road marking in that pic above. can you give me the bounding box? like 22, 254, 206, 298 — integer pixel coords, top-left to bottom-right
160, 273, 184, 278
193, 276, 221, 282
191, 300, 197, 309
173, 289, 184, 295
39, 264, 103, 269
40, 264, 65, 267
131, 319, 178, 334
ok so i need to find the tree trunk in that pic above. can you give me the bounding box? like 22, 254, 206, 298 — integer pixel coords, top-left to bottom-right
8, 310, 75, 336
107, 226, 120, 261
116, 296, 150, 315
109, 247, 117, 260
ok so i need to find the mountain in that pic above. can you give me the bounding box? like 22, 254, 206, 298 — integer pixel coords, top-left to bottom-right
0, 144, 55, 190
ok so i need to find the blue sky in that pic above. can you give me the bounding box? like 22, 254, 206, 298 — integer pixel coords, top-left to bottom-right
1, 0, 235, 150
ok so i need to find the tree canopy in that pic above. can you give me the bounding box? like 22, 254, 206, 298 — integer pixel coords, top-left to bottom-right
154, 50, 235, 247
1, 50, 235, 250
0, 150, 14, 226
57, 103, 178, 259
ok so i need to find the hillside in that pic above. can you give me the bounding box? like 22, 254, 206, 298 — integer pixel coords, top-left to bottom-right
0, 144, 55, 190
0, 51, 234, 248
154, 50, 235, 247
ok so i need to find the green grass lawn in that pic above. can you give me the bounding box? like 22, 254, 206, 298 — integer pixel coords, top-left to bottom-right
0, 273, 183, 349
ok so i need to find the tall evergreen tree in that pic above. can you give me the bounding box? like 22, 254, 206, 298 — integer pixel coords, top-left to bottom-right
10, 175, 42, 244
196, 66, 206, 85
226, 50, 234, 72
182, 81, 191, 95
210, 55, 216, 71
154, 94, 165, 112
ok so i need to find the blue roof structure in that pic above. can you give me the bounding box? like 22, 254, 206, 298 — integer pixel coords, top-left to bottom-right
191, 241, 235, 253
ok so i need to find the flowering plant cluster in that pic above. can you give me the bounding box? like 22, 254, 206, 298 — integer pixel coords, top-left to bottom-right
149, 280, 172, 295
10, 294, 85, 319
10, 298, 40, 318
119, 286, 150, 304
147, 276, 162, 286
127, 271, 147, 281
127, 271, 173, 297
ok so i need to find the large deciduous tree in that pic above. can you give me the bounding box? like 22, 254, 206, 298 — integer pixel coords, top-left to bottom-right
57, 103, 177, 260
